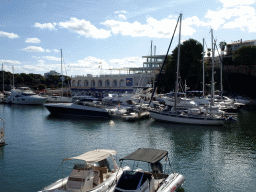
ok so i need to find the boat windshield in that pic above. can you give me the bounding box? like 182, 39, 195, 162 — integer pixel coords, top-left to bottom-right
115, 171, 144, 190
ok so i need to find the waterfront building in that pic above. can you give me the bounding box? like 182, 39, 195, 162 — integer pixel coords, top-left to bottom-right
227, 39, 256, 52
71, 55, 166, 94
44, 70, 60, 78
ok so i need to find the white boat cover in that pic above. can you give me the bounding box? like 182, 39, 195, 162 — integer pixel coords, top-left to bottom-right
63, 149, 117, 162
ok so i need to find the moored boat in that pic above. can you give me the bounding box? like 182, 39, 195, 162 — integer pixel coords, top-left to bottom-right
5, 87, 46, 105
40, 149, 130, 192
46, 95, 72, 103
44, 100, 110, 118
112, 148, 185, 192
149, 109, 226, 125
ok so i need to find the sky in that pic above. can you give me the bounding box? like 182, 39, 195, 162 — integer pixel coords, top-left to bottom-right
0, 0, 256, 77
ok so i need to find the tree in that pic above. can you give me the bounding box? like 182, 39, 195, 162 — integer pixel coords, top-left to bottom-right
233, 46, 256, 75
38, 84, 46, 90
156, 38, 204, 92
219, 41, 227, 52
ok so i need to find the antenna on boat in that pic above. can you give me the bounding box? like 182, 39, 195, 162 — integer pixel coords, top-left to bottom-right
61, 49, 63, 98
2, 63, 4, 92
202, 38, 205, 97
12, 66, 14, 89
210, 29, 215, 111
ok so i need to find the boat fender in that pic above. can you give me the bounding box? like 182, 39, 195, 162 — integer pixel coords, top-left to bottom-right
170, 186, 176, 192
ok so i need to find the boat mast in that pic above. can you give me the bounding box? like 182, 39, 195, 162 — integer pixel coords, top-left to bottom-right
12, 66, 14, 89
61, 49, 63, 97
2, 63, 4, 92
175, 13, 182, 111
220, 42, 223, 101
202, 38, 205, 97
211, 29, 215, 107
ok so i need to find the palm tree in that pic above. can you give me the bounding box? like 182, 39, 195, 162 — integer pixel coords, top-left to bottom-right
219, 41, 227, 52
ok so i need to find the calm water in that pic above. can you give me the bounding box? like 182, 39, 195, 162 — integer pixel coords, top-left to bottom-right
0, 104, 255, 192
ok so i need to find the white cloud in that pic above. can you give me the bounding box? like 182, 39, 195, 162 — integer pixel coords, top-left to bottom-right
34, 22, 57, 30
102, 15, 198, 38
118, 14, 127, 20
22, 46, 51, 52
53, 49, 59, 53
58, 17, 111, 39
109, 57, 143, 69
0, 59, 21, 65
72, 56, 107, 68
25, 38, 41, 43
114, 10, 127, 14
219, 0, 256, 7
43, 56, 60, 61
0, 31, 19, 39
205, 4, 256, 32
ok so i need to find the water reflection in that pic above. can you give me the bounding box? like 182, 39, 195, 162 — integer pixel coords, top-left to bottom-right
0, 146, 4, 159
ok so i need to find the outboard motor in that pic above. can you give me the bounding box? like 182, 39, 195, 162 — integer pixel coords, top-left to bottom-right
150, 161, 163, 173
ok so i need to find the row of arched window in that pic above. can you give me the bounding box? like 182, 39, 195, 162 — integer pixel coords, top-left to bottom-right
72, 79, 126, 88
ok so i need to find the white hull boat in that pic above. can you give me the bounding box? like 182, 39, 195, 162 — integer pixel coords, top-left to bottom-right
121, 112, 139, 121
40, 149, 130, 192
112, 148, 185, 192
149, 109, 226, 125
5, 87, 46, 105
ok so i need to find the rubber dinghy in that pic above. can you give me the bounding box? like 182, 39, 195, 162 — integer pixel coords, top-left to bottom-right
110, 148, 185, 192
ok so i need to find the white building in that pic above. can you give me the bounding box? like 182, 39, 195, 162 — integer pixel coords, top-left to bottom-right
44, 70, 60, 78
227, 39, 256, 52
71, 55, 166, 94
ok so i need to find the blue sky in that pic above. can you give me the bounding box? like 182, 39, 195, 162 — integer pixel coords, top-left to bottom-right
0, 0, 256, 77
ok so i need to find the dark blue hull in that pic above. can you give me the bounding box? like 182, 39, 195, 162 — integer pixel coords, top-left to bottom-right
45, 104, 109, 118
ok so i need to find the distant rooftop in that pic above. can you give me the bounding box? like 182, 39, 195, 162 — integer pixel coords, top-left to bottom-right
228, 39, 256, 45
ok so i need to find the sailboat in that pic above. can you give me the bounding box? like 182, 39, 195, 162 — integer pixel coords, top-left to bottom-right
46, 49, 72, 103
149, 15, 228, 125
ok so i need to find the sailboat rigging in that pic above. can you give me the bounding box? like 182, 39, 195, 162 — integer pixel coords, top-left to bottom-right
148, 14, 231, 125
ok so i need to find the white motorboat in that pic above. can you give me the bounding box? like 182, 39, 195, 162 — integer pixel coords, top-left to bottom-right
5, 87, 46, 105
44, 100, 110, 118
112, 148, 185, 192
121, 112, 139, 121
40, 149, 130, 192
0, 92, 6, 103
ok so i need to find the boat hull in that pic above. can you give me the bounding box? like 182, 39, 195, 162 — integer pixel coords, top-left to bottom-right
44, 103, 109, 118
149, 110, 225, 125
157, 173, 185, 192
41, 166, 130, 192
5, 96, 46, 105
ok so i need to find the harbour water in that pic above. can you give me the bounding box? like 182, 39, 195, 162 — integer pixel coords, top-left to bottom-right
0, 104, 255, 192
